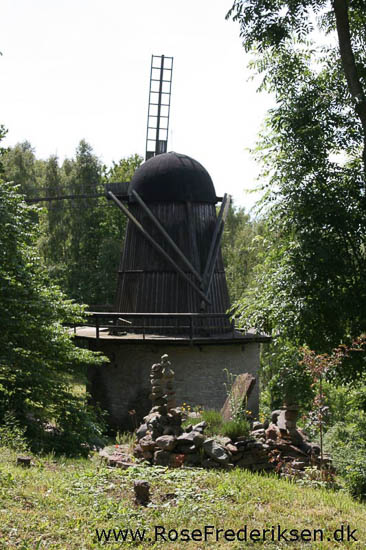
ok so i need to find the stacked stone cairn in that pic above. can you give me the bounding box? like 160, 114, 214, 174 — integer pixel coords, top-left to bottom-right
150, 353, 176, 411
133, 355, 330, 474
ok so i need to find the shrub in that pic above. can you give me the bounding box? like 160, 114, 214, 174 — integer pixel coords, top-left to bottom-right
201, 410, 224, 435
182, 409, 250, 441
221, 418, 250, 440
324, 411, 366, 500
263, 338, 314, 410
0, 181, 107, 455
0, 412, 29, 453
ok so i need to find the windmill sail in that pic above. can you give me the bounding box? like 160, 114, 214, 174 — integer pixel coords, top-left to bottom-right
145, 55, 173, 161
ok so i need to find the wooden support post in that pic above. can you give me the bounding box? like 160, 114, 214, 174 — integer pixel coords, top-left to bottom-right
96, 316, 99, 341
202, 194, 231, 297
202, 194, 228, 286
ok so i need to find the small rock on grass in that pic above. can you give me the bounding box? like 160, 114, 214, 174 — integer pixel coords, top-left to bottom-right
17, 456, 31, 467
134, 480, 150, 505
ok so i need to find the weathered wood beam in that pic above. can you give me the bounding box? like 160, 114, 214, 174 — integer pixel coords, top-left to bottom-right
186, 201, 201, 274
202, 193, 231, 297
25, 193, 104, 203
131, 190, 202, 283
108, 191, 211, 304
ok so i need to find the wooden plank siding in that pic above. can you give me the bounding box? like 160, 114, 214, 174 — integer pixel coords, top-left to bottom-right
115, 201, 231, 335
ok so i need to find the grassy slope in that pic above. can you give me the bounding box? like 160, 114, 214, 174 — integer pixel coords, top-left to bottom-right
0, 447, 365, 550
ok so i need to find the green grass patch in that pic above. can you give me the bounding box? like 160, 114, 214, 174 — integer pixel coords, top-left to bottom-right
183, 409, 250, 440
221, 418, 250, 440
0, 446, 365, 549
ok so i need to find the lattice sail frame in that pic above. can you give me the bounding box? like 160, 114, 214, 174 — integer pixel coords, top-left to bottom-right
145, 55, 174, 161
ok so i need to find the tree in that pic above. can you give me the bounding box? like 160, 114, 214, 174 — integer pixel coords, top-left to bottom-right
2, 141, 44, 199
38, 155, 70, 287
227, 0, 366, 174
32, 143, 142, 306
97, 154, 142, 305
227, 0, 366, 400
221, 203, 265, 303
0, 180, 106, 454
0, 125, 8, 175
47, 145, 142, 306
58, 140, 105, 304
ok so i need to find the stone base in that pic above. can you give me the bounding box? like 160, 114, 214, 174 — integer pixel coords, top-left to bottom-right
87, 341, 260, 430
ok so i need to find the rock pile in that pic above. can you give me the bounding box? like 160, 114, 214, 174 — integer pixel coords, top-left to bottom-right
132, 355, 330, 474
134, 409, 327, 473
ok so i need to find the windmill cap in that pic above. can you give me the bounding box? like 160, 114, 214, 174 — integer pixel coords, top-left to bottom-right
129, 152, 218, 203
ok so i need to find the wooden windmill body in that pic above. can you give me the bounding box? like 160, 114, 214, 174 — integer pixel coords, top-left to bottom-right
111, 151, 231, 335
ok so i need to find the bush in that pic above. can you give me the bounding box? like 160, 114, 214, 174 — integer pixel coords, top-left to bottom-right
0, 181, 107, 455
201, 410, 224, 435
262, 338, 314, 410
183, 409, 250, 441
221, 418, 250, 440
0, 412, 29, 453
324, 411, 366, 500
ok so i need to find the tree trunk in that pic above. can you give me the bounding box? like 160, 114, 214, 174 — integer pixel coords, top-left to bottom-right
333, 0, 366, 178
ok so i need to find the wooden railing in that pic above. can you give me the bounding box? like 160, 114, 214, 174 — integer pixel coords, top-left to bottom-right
74, 312, 237, 341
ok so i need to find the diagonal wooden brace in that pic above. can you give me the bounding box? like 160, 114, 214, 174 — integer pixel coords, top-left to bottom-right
108, 191, 211, 305
131, 189, 202, 284
202, 193, 231, 297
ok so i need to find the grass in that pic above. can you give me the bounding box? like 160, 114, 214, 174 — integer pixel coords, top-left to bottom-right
183, 409, 250, 440
0, 446, 365, 549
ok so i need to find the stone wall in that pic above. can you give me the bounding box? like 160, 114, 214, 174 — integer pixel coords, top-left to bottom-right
87, 341, 260, 430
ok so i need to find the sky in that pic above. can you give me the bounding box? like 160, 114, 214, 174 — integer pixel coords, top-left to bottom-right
0, 0, 273, 209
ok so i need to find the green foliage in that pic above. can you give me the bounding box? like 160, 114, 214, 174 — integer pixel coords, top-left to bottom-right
38, 143, 142, 306
324, 412, 366, 500
221, 418, 250, 440
261, 338, 314, 409
115, 431, 136, 447
227, 0, 323, 52
183, 409, 249, 440
0, 412, 28, 453
221, 204, 264, 302
228, 0, 366, 408
200, 409, 224, 436
0, 180, 107, 455
0, 125, 8, 175
2, 141, 44, 199
2, 140, 142, 306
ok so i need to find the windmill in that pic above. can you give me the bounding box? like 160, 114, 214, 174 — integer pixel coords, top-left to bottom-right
27, 55, 269, 429
105, 55, 232, 331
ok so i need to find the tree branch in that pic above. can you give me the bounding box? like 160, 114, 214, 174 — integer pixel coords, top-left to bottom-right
333, 0, 366, 175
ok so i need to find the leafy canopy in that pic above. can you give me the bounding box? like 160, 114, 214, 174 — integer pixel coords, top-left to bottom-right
0, 180, 106, 454
227, 0, 366, 401
2, 140, 142, 306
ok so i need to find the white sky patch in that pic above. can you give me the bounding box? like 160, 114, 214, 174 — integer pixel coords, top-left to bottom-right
0, 0, 274, 209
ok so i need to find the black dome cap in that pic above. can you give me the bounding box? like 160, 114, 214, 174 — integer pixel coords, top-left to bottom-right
129, 152, 217, 203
